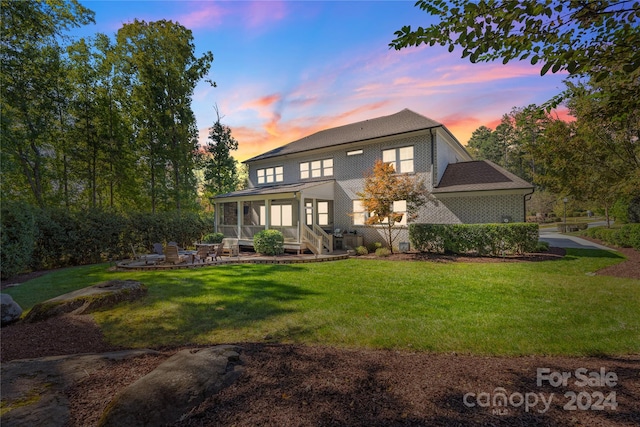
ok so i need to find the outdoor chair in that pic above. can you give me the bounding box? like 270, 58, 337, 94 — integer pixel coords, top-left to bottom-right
195, 245, 212, 263
164, 244, 186, 265
213, 243, 224, 261
221, 238, 239, 257
153, 243, 164, 255
131, 244, 163, 265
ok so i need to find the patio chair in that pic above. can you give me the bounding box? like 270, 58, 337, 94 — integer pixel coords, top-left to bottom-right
164, 244, 186, 265
221, 238, 239, 257
213, 242, 224, 261
195, 245, 212, 263
153, 243, 164, 255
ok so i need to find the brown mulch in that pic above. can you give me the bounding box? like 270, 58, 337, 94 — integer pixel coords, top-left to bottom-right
360, 246, 567, 263
1, 245, 639, 426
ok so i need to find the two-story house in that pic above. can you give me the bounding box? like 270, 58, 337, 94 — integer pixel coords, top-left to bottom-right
213, 109, 533, 253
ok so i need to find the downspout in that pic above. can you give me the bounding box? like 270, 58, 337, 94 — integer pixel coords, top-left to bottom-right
523, 189, 535, 222
430, 128, 436, 187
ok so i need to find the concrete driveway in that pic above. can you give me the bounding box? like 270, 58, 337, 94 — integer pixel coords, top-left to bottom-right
539, 230, 615, 250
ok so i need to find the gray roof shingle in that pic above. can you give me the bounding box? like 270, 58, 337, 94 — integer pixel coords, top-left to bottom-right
215, 179, 335, 199
245, 109, 443, 162
433, 160, 533, 193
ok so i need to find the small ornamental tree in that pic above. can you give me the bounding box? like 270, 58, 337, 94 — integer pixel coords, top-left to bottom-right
357, 160, 430, 253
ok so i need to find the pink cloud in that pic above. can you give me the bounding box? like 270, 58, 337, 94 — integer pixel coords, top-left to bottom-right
174, 3, 227, 29
245, 0, 288, 29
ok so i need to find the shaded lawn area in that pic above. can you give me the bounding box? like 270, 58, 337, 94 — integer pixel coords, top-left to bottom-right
5, 249, 639, 356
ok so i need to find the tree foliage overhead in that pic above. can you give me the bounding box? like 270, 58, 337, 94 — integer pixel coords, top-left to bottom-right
1, 0, 95, 207
1, 2, 217, 213
390, 0, 640, 80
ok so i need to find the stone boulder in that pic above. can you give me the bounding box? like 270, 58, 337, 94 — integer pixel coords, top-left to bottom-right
1, 349, 160, 427
1, 293, 23, 326
98, 345, 243, 427
22, 280, 146, 323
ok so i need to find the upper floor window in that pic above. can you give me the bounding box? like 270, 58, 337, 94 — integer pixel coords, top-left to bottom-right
257, 166, 283, 184
382, 146, 414, 173
300, 158, 333, 179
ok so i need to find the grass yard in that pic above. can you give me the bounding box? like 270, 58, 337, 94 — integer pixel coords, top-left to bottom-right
5, 249, 639, 356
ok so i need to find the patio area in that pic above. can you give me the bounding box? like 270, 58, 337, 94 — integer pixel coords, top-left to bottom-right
116, 250, 350, 270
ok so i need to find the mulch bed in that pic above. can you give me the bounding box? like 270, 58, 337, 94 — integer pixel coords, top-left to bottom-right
1, 244, 638, 426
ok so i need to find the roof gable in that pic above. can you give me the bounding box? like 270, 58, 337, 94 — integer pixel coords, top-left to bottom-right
246, 109, 443, 162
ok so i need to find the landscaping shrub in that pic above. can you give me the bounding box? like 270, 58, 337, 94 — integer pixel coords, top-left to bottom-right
202, 232, 224, 244
375, 247, 391, 257
535, 241, 550, 252
253, 229, 284, 255
355, 246, 368, 256
409, 223, 539, 256
584, 224, 640, 250
628, 195, 640, 223
557, 223, 588, 232
366, 242, 383, 253
1, 201, 37, 279
3, 206, 214, 274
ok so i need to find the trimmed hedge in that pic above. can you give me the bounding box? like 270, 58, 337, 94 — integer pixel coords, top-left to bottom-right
1, 201, 37, 279
253, 229, 285, 256
1, 206, 215, 279
582, 224, 640, 250
409, 223, 539, 256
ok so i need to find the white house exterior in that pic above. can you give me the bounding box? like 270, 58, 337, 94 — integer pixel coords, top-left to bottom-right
213, 109, 534, 253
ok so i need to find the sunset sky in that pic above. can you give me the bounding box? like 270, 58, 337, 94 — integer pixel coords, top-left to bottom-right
74, 0, 570, 161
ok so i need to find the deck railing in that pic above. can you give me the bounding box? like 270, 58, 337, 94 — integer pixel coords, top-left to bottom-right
313, 224, 333, 253
302, 224, 323, 255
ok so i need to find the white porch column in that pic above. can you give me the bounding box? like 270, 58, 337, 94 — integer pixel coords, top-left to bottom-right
265, 199, 271, 229
236, 200, 242, 239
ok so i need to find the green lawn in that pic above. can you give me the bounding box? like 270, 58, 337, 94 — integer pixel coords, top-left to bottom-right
5, 249, 639, 356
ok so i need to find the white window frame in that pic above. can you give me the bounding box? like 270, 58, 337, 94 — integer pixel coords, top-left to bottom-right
317, 201, 329, 226
300, 158, 333, 179
270, 203, 293, 227
353, 199, 407, 226
352, 200, 366, 226
257, 166, 283, 184
382, 146, 414, 173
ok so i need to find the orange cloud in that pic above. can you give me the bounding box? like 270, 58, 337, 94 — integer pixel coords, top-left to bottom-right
247, 94, 281, 109
219, 101, 391, 162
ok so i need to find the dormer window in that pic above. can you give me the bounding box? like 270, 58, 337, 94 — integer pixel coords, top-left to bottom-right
300, 158, 333, 179
257, 166, 283, 184
382, 146, 414, 173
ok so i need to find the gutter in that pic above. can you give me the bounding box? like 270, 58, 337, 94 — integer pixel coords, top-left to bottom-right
430, 128, 436, 186
523, 188, 535, 222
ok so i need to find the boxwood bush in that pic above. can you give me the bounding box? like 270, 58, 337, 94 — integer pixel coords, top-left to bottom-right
583, 224, 640, 250
409, 223, 539, 256
202, 232, 224, 244
253, 229, 285, 255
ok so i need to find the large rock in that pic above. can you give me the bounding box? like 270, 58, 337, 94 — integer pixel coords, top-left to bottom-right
22, 280, 146, 323
98, 345, 243, 427
1, 293, 23, 326
1, 349, 160, 427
